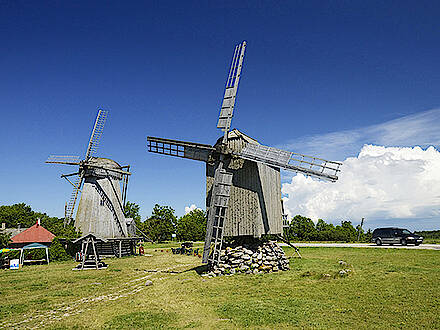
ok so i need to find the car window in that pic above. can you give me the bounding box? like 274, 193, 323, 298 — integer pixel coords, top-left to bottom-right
402, 229, 411, 235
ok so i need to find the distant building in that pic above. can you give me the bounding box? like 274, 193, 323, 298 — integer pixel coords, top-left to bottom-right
9, 220, 55, 248
0, 222, 28, 238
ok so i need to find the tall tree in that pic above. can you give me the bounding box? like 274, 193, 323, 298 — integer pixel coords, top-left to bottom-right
124, 201, 142, 227
176, 209, 206, 241
316, 219, 336, 241
143, 204, 176, 242
288, 215, 317, 240
0, 203, 35, 228
0, 204, 79, 239
337, 221, 357, 242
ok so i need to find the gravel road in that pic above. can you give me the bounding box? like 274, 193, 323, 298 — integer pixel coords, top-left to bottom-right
279, 242, 440, 250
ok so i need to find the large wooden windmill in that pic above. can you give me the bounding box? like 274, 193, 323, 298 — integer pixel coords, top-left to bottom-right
46, 110, 133, 241
147, 41, 342, 265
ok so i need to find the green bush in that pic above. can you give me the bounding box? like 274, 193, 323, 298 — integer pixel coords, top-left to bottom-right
286, 215, 370, 242
176, 209, 206, 241
143, 204, 176, 242
0, 232, 10, 248
49, 238, 71, 261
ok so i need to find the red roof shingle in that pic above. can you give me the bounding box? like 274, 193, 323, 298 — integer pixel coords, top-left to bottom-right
11, 222, 55, 244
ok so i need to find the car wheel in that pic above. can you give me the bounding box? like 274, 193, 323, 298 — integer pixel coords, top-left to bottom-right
401, 239, 407, 246
375, 238, 382, 246
415, 243, 420, 246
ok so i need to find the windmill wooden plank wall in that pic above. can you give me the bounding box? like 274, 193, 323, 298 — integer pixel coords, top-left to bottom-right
206, 130, 282, 237
75, 159, 128, 238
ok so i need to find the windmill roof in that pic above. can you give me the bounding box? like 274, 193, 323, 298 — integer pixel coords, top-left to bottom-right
215, 129, 260, 146
228, 129, 259, 144
88, 157, 122, 169
10, 222, 55, 244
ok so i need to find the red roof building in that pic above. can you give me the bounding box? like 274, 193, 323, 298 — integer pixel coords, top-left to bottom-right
10, 220, 55, 248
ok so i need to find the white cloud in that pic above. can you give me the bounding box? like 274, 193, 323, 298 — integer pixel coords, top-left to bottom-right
281, 108, 440, 161
282, 145, 440, 224
184, 204, 202, 214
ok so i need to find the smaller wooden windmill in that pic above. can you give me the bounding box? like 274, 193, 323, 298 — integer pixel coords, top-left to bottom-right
148, 41, 342, 266
46, 109, 132, 242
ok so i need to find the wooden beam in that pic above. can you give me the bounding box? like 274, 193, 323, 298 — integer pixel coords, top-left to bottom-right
91, 237, 99, 270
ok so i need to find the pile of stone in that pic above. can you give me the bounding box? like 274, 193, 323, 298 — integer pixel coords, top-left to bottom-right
207, 240, 290, 277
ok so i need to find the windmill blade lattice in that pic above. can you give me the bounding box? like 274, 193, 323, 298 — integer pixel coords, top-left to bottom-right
46, 155, 81, 165
147, 136, 215, 162
239, 143, 342, 182
85, 109, 108, 160
217, 41, 246, 140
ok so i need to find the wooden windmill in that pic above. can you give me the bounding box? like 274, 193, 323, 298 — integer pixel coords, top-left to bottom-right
46, 109, 132, 240
147, 41, 342, 265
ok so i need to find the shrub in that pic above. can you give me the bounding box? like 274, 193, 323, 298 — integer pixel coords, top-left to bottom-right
49, 238, 71, 261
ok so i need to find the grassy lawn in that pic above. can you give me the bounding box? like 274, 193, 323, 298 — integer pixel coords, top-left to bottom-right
0, 247, 438, 329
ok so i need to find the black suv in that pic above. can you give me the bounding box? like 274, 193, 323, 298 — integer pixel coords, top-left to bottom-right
372, 227, 423, 246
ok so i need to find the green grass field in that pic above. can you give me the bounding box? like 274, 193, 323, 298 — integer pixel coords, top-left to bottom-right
0, 247, 439, 329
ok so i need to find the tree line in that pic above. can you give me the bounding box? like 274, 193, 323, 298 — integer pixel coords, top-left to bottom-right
413, 230, 440, 239
284, 215, 372, 242
0, 203, 79, 261
0, 203, 80, 245
124, 202, 206, 242
130, 204, 373, 243
2, 203, 438, 249
0, 203, 207, 248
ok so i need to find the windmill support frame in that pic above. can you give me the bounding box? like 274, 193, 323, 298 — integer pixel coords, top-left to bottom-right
62, 174, 81, 190
104, 169, 127, 222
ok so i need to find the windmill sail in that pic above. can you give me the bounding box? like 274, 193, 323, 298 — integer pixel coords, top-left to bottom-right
239, 143, 342, 182
46, 155, 81, 165
217, 41, 246, 136
85, 109, 108, 160
147, 136, 215, 162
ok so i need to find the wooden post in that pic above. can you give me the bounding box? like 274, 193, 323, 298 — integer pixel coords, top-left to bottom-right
91, 237, 99, 270
81, 238, 90, 270
357, 218, 364, 242
46, 247, 50, 264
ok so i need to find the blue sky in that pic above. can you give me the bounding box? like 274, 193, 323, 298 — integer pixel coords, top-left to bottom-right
1, 1, 439, 230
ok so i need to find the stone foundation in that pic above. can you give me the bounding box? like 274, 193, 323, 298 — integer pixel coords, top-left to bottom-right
207, 239, 290, 277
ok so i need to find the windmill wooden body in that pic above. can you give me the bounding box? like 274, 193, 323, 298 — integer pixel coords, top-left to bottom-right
47, 110, 137, 257
147, 41, 342, 266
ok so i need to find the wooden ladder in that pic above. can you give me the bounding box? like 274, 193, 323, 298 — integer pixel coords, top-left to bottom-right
202, 167, 233, 265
